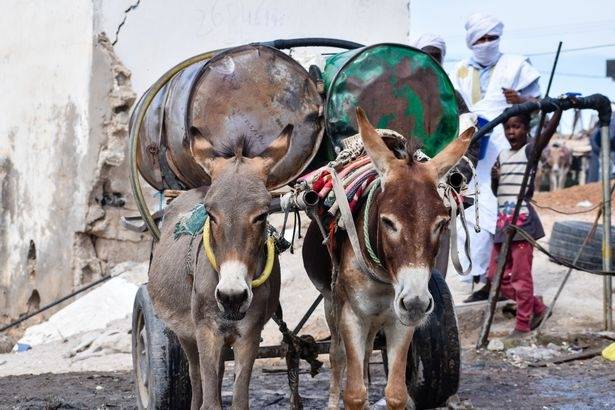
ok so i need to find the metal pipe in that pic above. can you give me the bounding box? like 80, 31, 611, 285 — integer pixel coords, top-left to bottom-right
601, 124, 613, 330
292, 294, 324, 335
1, 273, 116, 333
260, 38, 364, 50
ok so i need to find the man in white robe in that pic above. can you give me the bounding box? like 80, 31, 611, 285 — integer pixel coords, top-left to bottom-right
450, 13, 541, 300
413, 33, 447, 64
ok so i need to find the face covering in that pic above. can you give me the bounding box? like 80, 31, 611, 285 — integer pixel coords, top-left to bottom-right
471, 39, 501, 67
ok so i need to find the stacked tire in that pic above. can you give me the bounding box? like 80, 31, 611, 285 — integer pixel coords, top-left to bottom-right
549, 221, 615, 271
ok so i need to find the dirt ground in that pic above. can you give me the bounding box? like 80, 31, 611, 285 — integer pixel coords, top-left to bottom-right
1, 350, 614, 409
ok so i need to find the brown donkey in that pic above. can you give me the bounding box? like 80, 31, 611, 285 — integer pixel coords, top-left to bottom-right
303, 109, 474, 409
148, 125, 293, 409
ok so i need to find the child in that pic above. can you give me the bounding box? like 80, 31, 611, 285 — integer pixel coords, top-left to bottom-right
488, 109, 562, 338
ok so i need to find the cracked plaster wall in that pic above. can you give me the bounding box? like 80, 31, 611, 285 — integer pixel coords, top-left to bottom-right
0, 1, 150, 325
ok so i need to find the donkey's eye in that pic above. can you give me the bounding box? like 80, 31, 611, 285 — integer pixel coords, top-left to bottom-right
252, 212, 268, 224
433, 217, 450, 234
206, 211, 217, 224
381, 216, 398, 232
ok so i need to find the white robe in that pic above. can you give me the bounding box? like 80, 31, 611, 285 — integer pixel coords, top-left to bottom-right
450, 54, 540, 279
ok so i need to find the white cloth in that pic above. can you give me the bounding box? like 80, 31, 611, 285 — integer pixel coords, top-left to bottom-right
465, 12, 504, 48
471, 39, 501, 67
413, 33, 446, 59
451, 54, 539, 234
453, 54, 540, 118
456, 217, 493, 281
450, 45, 540, 279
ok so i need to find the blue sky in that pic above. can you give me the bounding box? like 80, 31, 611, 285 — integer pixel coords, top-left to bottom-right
411, 0, 615, 132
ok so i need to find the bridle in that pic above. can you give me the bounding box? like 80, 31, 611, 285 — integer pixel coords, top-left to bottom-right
202, 217, 276, 288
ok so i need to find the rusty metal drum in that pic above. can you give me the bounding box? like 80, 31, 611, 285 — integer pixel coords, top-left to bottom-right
133, 45, 324, 191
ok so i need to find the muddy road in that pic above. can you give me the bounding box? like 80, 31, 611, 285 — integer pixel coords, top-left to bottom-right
1, 351, 614, 409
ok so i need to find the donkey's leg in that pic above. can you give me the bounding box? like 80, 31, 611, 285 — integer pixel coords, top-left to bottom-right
363, 326, 379, 385
217, 354, 225, 406
383, 321, 415, 410
195, 327, 224, 410
550, 171, 557, 192
560, 167, 568, 189
230, 335, 259, 410
179, 336, 203, 410
324, 296, 346, 410
340, 305, 370, 410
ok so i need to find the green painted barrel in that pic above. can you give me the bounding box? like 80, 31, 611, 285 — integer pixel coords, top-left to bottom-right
323, 43, 459, 157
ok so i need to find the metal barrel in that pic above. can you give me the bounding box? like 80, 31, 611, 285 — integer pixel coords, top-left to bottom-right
132, 44, 324, 193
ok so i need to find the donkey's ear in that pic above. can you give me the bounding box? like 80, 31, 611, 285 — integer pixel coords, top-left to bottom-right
259, 124, 294, 173
356, 107, 396, 175
190, 126, 223, 177
429, 113, 476, 178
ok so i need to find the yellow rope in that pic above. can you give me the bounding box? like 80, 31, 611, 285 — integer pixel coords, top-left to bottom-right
129, 49, 225, 241
202, 217, 218, 271
202, 218, 275, 288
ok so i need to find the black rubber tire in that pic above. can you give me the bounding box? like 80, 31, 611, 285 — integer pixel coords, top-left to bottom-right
549, 221, 615, 271
406, 271, 460, 409
132, 285, 191, 410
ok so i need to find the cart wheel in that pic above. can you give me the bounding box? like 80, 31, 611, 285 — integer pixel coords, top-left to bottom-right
132, 285, 191, 409
406, 271, 460, 409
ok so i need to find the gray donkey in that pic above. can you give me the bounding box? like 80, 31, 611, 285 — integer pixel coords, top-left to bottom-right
148, 125, 293, 409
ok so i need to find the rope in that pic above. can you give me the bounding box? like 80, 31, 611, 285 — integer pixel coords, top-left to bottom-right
202, 217, 276, 288
507, 225, 615, 276
530, 198, 604, 215
363, 179, 384, 268
462, 155, 481, 232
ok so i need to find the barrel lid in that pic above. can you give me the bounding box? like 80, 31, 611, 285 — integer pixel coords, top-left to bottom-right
188, 44, 324, 189
323, 43, 459, 157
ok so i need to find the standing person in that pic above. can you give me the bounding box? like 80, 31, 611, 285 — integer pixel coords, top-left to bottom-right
587, 112, 615, 183
413, 33, 470, 114
413, 33, 447, 65
450, 13, 541, 299
489, 109, 561, 338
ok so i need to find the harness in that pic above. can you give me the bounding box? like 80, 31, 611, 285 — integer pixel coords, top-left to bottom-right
202, 217, 276, 288
174, 204, 281, 288
298, 130, 477, 284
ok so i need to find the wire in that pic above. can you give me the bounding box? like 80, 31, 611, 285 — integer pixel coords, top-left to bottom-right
538, 71, 606, 79
508, 225, 615, 276
441, 19, 615, 40
527, 43, 615, 57
444, 43, 615, 63
530, 198, 603, 214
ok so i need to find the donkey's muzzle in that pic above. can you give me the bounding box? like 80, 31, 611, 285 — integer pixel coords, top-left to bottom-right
216, 289, 249, 320
399, 295, 433, 325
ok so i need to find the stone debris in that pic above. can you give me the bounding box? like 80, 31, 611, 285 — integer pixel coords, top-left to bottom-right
576, 200, 593, 208
506, 344, 562, 364
487, 339, 504, 351
0, 334, 13, 354
447, 394, 474, 409
16, 262, 146, 347
67, 317, 131, 362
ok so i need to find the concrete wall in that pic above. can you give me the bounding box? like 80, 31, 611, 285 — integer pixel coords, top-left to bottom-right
0, 0, 95, 322
95, 0, 411, 96
0, 1, 149, 324
0, 0, 410, 325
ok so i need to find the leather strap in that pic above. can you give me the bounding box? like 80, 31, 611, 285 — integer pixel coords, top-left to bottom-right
328, 166, 390, 285
445, 186, 473, 275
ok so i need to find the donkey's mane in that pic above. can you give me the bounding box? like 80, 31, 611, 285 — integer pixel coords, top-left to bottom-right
403, 136, 422, 165
214, 135, 255, 160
